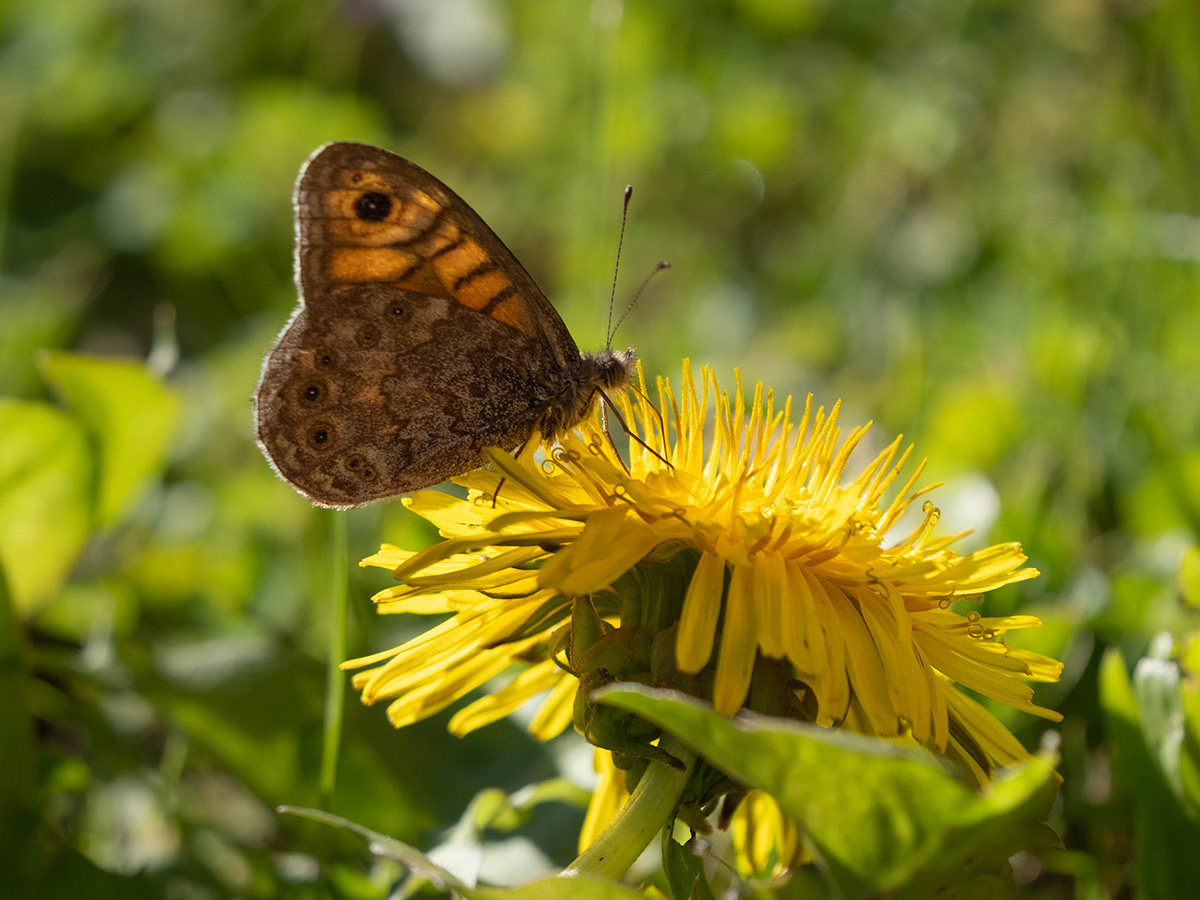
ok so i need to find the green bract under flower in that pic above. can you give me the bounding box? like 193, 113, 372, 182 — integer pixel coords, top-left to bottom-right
346, 361, 1062, 804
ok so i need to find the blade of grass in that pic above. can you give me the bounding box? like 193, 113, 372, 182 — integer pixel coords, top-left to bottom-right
320, 510, 349, 807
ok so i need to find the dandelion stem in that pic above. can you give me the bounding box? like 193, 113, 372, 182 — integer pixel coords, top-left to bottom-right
562, 734, 697, 881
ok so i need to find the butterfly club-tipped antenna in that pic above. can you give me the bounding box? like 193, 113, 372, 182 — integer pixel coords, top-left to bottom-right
604, 184, 671, 349
610, 259, 670, 346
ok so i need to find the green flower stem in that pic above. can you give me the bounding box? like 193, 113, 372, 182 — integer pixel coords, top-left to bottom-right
563, 733, 698, 881
319, 511, 349, 807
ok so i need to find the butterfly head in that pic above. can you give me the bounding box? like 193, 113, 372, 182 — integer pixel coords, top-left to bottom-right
588, 346, 637, 391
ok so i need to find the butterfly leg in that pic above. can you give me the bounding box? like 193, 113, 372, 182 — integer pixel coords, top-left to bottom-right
490, 415, 549, 508
595, 391, 631, 475
597, 388, 673, 470
627, 381, 671, 458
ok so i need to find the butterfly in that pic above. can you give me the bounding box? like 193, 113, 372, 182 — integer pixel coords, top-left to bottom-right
254, 141, 635, 508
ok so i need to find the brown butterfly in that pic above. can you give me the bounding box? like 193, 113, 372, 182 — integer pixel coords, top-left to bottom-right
254, 142, 635, 508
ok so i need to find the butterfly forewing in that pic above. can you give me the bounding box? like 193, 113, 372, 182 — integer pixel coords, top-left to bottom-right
294, 143, 579, 363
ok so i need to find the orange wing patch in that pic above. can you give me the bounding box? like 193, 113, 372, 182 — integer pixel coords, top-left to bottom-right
328, 247, 420, 282
431, 238, 489, 293
491, 296, 532, 333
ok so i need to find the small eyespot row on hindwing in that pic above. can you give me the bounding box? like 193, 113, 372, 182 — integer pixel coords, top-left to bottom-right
314, 350, 336, 369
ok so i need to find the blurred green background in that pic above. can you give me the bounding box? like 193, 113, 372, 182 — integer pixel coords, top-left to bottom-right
2, 0, 1200, 896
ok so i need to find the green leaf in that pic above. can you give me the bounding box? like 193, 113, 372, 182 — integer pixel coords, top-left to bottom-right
596, 685, 1058, 900
279, 806, 468, 892
1180, 546, 1200, 610
459, 780, 592, 838
38, 351, 181, 528
663, 836, 716, 900
1099, 648, 1200, 899
0, 399, 93, 613
280, 806, 648, 900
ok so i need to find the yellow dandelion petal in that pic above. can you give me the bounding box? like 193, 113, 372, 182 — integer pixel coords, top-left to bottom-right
715, 563, 759, 714
939, 677, 1039, 769
677, 551, 726, 673
801, 568, 850, 724
449, 657, 568, 736
729, 789, 807, 879
360, 544, 414, 569
753, 552, 788, 659
383, 634, 543, 729
401, 489, 491, 535
529, 674, 578, 741
368, 590, 457, 614
397, 544, 546, 587
827, 583, 896, 732
541, 507, 662, 595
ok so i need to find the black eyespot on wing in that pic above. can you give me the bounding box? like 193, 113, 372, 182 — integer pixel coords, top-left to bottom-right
315, 351, 337, 370
298, 379, 327, 405
389, 302, 405, 317
354, 191, 392, 222
357, 323, 381, 347
307, 423, 336, 450
345, 455, 378, 481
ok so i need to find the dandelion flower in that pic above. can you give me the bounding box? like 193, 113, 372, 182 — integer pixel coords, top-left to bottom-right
345, 361, 1062, 872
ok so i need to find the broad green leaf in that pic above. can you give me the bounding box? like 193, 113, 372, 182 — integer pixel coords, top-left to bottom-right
1181, 546, 1200, 610
0, 399, 93, 613
597, 685, 1057, 900
1099, 648, 1200, 899
38, 351, 181, 528
281, 806, 648, 900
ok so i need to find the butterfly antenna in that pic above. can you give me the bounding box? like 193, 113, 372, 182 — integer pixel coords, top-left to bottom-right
610, 259, 670, 341
606, 185, 635, 348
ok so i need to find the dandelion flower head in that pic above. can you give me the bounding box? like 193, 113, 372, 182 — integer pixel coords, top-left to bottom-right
346, 361, 1062, 793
